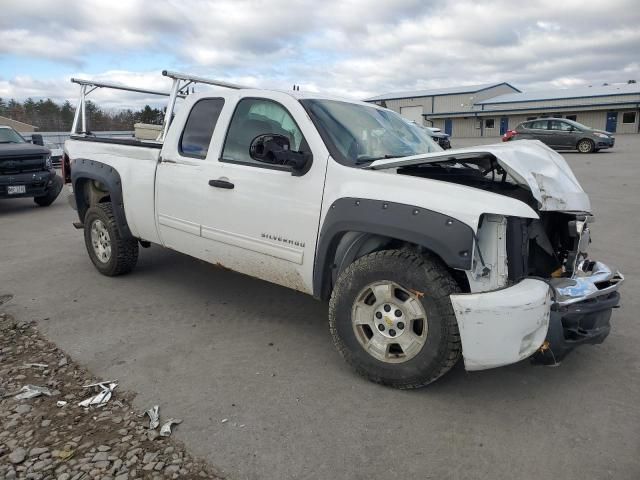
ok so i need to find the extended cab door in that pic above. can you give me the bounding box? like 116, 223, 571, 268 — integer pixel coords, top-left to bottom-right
155, 97, 226, 259
199, 94, 329, 293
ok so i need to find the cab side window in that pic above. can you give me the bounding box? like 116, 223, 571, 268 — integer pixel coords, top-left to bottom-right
549, 120, 573, 131
530, 120, 549, 130
221, 98, 307, 166
179, 98, 225, 159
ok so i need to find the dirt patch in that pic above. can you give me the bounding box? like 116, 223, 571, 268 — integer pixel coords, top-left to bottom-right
0, 311, 224, 480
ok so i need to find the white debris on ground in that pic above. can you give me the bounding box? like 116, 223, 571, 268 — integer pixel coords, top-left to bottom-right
0, 311, 225, 480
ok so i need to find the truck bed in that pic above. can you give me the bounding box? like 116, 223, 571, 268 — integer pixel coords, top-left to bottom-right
65, 137, 162, 244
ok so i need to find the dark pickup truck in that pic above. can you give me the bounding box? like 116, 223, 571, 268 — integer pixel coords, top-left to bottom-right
0, 126, 62, 206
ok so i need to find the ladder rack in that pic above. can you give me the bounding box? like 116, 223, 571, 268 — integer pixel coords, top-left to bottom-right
160, 70, 250, 141
70, 70, 250, 140
70, 77, 173, 136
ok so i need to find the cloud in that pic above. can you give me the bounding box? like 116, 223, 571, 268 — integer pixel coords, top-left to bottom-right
0, 0, 639, 106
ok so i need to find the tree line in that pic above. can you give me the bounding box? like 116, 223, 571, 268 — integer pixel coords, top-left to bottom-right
0, 98, 164, 132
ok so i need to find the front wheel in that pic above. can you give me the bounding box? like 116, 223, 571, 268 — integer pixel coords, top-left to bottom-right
83, 203, 138, 276
329, 250, 462, 389
577, 139, 595, 153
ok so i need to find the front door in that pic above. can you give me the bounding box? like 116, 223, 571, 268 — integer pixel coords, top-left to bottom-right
606, 111, 618, 133
499, 117, 509, 135
444, 119, 452, 136
198, 95, 328, 293
548, 120, 575, 148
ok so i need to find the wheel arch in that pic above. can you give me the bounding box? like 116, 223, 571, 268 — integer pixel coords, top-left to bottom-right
313, 198, 475, 300
71, 158, 132, 238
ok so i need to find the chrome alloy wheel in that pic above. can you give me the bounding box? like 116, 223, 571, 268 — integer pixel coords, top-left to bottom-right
351, 281, 428, 363
90, 219, 112, 263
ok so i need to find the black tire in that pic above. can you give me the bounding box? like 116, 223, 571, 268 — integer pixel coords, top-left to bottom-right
83, 202, 138, 276
577, 139, 594, 153
33, 175, 63, 207
329, 249, 462, 389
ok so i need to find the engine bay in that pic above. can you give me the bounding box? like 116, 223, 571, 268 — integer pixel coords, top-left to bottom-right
397, 157, 590, 281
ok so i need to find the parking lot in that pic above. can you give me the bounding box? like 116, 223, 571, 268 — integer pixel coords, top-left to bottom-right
1, 135, 638, 480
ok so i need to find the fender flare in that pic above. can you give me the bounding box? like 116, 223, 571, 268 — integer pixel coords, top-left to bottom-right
313, 198, 474, 299
70, 158, 132, 238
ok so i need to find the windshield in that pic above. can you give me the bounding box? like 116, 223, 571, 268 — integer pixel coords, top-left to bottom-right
0, 128, 26, 144
300, 99, 441, 166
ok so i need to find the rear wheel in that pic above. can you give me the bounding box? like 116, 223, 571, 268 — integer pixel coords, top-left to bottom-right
83, 202, 138, 276
577, 139, 594, 153
329, 250, 462, 389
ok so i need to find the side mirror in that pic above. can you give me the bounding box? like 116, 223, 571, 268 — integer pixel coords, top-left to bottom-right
31, 134, 44, 146
249, 134, 311, 172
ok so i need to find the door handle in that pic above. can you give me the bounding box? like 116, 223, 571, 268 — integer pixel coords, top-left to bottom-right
208, 179, 234, 189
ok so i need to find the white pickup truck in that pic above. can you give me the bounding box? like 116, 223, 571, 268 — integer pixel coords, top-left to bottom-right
63, 71, 623, 388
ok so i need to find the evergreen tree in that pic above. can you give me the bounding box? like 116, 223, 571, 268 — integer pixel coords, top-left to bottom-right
0, 97, 160, 132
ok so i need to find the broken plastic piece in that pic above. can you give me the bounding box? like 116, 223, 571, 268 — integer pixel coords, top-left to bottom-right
57, 400, 67, 407
78, 382, 117, 407
140, 405, 160, 429
0, 294, 13, 306
82, 380, 117, 388
159, 418, 182, 437
58, 445, 74, 460
24, 363, 48, 368
221, 418, 228, 424
15, 385, 52, 400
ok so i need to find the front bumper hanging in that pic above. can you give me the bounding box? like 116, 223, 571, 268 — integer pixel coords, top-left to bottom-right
532, 261, 623, 365
451, 260, 623, 371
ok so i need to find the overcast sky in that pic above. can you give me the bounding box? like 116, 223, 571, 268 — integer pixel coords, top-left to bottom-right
1, 0, 639, 108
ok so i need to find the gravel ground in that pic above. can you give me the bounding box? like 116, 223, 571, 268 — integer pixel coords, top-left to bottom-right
0, 304, 223, 480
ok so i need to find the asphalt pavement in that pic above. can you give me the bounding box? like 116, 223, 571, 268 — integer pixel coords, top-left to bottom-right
1, 135, 638, 480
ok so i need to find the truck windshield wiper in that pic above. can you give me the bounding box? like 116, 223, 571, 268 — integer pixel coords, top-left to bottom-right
355, 154, 406, 165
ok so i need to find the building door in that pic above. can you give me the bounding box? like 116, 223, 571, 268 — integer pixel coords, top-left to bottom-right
499, 117, 509, 135
606, 112, 618, 133
399, 106, 424, 124
444, 119, 453, 136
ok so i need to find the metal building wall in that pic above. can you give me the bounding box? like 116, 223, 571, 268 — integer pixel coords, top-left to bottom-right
434, 84, 519, 114
383, 97, 433, 118
617, 109, 640, 133
481, 93, 640, 111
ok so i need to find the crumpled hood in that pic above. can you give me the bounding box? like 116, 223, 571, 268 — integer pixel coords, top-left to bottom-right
368, 140, 591, 212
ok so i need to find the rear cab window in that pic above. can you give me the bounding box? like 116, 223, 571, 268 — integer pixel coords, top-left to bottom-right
179, 98, 225, 159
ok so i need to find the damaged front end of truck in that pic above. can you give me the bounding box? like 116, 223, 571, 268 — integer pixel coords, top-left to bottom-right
369, 140, 623, 370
